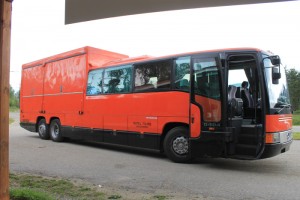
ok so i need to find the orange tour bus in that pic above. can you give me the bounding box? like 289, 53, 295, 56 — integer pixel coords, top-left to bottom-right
20, 46, 293, 162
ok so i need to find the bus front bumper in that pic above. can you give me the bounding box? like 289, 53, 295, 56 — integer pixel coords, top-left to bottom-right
260, 139, 293, 159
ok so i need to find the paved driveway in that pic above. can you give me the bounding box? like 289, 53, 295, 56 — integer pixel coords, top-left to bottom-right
9, 112, 300, 200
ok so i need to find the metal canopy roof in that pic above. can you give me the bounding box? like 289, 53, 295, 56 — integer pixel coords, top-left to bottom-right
65, 0, 294, 24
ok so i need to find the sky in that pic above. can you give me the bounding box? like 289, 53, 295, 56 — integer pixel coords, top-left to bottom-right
10, 0, 300, 91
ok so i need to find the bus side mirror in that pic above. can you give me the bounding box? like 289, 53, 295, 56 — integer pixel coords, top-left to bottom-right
272, 67, 281, 84
270, 55, 281, 66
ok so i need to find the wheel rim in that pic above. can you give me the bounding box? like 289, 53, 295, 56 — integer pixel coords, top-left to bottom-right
172, 136, 189, 155
39, 124, 46, 136
51, 123, 59, 137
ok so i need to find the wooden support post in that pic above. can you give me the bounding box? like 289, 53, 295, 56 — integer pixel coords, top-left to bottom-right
0, 0, 12, 199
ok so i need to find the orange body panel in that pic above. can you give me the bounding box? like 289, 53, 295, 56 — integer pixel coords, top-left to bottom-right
80, 92, 190, 134
20, 65, 44, 121
190, 104, 201, 138
195, 95, 221, 122
265, 114, 292, 133
20, 47, 129, 126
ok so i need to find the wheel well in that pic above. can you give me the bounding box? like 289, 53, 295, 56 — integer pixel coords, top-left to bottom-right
49, 117, 60, 124
35, 116, 45, 132
160, 122, 189, 152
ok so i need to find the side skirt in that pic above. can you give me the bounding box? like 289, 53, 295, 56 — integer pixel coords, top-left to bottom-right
61, 126, 161, 151
20, 122, 36, 132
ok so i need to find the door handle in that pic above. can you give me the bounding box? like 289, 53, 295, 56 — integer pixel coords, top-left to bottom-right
191, 117, 195, 124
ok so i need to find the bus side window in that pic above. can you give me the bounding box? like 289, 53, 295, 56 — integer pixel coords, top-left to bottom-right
134, 60, 172, 91
103, 65, 132, 94
86, 69, 103, 95
174, 57, 191, 91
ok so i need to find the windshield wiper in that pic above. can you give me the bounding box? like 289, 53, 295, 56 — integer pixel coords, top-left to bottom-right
275, 104, 291, 114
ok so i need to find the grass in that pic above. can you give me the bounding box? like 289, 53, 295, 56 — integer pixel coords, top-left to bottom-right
10, 173, 106, 200
10, 188, 53, 200
9, 173, 173, 200
293, 110, 300, 126
294, 132, 300, 140
9, 118, 15, 124
9, 106, 19, 112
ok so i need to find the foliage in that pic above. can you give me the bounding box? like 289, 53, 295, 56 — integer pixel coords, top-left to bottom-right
294, 110, 300, 115
9, 118, 14, 124
293, 132, 300, 140
10, 188, 53, 200
293, 113, 300, 126
10, 85, 20, 108
10, 173, 105, 200
286, 68, 300, 111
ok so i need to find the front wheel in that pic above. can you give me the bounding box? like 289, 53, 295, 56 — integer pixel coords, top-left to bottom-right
50, 119, 64, 142
163, 127, 191, 163
37, 119, 50, 140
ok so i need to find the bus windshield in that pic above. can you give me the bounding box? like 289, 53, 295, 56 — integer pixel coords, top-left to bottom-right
263, 56, 291, 110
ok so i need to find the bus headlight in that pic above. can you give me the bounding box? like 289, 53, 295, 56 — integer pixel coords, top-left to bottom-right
266, 130, 292, 144
266, 132, 280, 143
273, 132, 280, 143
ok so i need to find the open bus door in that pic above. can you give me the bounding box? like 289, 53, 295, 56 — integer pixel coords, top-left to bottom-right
190, 54, 224, 153
225, 53, 264, 159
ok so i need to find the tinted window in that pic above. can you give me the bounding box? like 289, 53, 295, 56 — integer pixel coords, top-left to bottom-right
193, 58, 220, 99
134, 60, 172, 91
103, 65, 132, 94
86, 69, 103, 95
174, 57, 191, 91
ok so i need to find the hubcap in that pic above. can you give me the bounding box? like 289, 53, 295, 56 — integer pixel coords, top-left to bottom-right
52, 124, 59, 137
172, 136, 189, 155
39, 124, 46, 136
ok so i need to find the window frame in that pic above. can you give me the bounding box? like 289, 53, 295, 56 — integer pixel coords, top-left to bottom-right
133, 59, 173, 92
102, 64, 133, 94
173, 56, 191, 92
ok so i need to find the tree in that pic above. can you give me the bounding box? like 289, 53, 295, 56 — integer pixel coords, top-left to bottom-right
286, 68, 300, 111
9, 85, 19, 108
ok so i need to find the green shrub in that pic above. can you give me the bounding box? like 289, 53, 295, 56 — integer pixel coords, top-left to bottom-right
293, 132, 300, 140
293, 114, 300, 126
10, 188, 54, 200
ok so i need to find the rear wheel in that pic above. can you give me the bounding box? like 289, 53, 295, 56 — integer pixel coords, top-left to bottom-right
163, 126, 191, 163
50, 119, 64, 142
37, 119, 49, 140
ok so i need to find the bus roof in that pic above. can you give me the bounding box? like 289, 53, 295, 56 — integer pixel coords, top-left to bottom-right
22, 46, 264, 69
22, 46, 129, 69
100, 47, 263, 67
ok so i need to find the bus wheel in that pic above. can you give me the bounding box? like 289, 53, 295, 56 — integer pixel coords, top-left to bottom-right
50, 119, 64, 142
37, 119, 50, 140
163, 127, 191, 163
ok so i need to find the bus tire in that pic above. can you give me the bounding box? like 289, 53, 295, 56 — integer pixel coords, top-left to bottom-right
50, 119, 64, 142
163, 126, 191, 163
37, 119, 50, 140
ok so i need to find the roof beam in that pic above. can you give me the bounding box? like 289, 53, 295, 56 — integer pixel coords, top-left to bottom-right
65, 0, 294, 24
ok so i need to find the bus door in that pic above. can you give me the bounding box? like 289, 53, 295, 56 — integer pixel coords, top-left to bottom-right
226, 53, 264, 158
21, 64, 45, 118
190, 55, 222, 138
